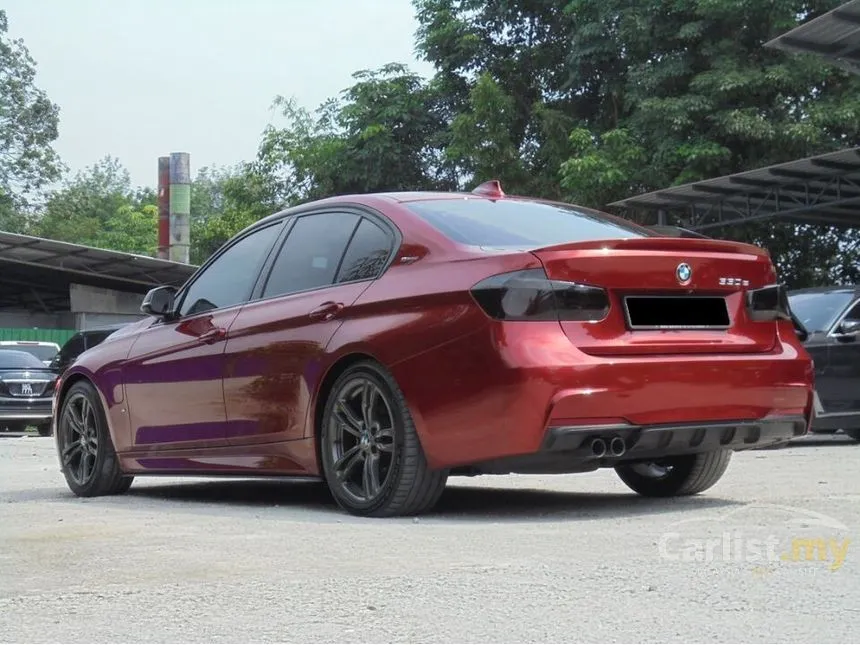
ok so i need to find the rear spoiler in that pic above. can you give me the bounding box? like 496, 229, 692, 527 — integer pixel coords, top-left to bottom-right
648, 225, 711, 239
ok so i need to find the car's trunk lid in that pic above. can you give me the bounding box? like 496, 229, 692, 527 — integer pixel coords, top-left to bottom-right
530, 237, 779, 356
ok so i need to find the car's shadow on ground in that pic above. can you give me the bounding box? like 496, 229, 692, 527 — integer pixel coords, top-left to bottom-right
115, 477, 743, 523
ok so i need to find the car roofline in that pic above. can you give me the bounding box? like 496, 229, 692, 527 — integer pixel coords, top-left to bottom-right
235, 190, 657, 238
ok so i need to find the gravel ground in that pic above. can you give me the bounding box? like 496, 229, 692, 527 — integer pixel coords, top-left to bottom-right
0, 433, 858, 643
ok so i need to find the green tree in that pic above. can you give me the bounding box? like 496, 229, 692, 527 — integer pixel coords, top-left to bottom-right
414, 0, 860, 286
413, 0, 578, 196
554, 0, 860, 286
257, 63, 454, 204
0, 9, 62, 232
33, 156, 157, 255
93, 201, 158, 257
189, 163, 281, 263
557, 0, 860, 204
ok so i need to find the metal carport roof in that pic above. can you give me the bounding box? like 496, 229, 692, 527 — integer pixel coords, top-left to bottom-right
607, 147, 860, 231
765, 0, 860, 74
0, 232, 198, 311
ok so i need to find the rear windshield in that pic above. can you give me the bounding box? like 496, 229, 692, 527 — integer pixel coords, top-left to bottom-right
403, 198, 652, 248
1, 344, 56, 361
0, 350, 49, 369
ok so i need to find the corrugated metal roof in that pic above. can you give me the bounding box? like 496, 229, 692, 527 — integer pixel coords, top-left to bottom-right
608, 147, 860, 230
766, 0, 860, 73
0, 232, 197, 293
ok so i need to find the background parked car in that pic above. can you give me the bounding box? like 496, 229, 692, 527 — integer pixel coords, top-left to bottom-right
49, 324, 128, 374
0, 340, 60, 366
0, 349, 56, 436
788, 285, 860, 442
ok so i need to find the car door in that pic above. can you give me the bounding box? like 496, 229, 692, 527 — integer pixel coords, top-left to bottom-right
223, 209, 397, 446
826, 298, 860, 415
123, 221, 284, 451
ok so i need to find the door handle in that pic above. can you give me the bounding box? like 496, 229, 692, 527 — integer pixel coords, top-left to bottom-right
198, 328, 227, 344
309, 301, 344, 321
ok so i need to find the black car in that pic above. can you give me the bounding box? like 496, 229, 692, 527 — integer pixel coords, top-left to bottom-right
0, 349, 57, 436
49, 324, 127, 374
788, 285, 860, 442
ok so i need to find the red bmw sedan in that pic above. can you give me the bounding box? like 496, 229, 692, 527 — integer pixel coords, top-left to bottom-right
52, 182, 814, 517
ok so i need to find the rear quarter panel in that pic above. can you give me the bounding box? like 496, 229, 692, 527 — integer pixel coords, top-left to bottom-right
312, 250, 539, 446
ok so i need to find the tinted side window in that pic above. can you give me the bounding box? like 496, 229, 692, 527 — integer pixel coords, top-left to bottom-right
262, 212, 359, 298
844, 301, 860, 324
179, 223, 282, 316
336, 218, 392, 283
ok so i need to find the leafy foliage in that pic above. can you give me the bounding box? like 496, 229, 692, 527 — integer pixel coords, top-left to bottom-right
0, 9, 62, 231
413, 0, 860, 285
33, 157, 156, 255
256, 63, 455, 203
189, 164, 278, 264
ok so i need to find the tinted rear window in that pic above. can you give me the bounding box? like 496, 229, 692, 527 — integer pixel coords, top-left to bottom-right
4, 344, 57, 361
0, 350, 48, 369
404, 198, 651, 247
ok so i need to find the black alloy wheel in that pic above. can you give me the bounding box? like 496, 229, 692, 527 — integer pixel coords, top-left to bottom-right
57, 381, 133, 497
60, 392, 101, 487
320, 361, 447, 517
329, 376, 396, 503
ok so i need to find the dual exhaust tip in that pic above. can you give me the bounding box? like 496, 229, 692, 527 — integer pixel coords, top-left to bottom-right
591, 436, 626, 458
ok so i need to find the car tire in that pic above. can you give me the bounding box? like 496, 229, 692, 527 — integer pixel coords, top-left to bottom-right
36, 423, 52, 437
56, 380, 134, 497
319, 360, 448, 517
615, 449, 732, 497
844, 429, 860, 443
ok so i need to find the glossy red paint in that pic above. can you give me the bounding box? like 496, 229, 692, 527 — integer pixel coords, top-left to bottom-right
222, 281, 373, 446
55, 189, 814, 484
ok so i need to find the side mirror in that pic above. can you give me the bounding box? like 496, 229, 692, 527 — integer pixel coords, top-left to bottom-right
141, 286, 177, 318
834, 319, 860, 339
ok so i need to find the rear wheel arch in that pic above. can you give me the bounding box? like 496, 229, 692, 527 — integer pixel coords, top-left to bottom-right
311, 353, 378, 464
310, 351, 440, 470
315, 356, 448, 516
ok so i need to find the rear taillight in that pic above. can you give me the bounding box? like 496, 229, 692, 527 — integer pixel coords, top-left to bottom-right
746, 284, 791, 322
470, 268, 610, 322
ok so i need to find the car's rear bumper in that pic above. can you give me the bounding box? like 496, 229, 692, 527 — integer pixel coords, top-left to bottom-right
459, 416, 806, 475
544, 416, 805, 456
390, 320, 813, 471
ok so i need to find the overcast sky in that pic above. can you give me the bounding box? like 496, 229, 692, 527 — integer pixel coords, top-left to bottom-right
4, 0, 434, 189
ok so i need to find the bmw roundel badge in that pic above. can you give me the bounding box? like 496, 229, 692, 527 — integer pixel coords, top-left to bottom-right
676, 263, 692, 284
